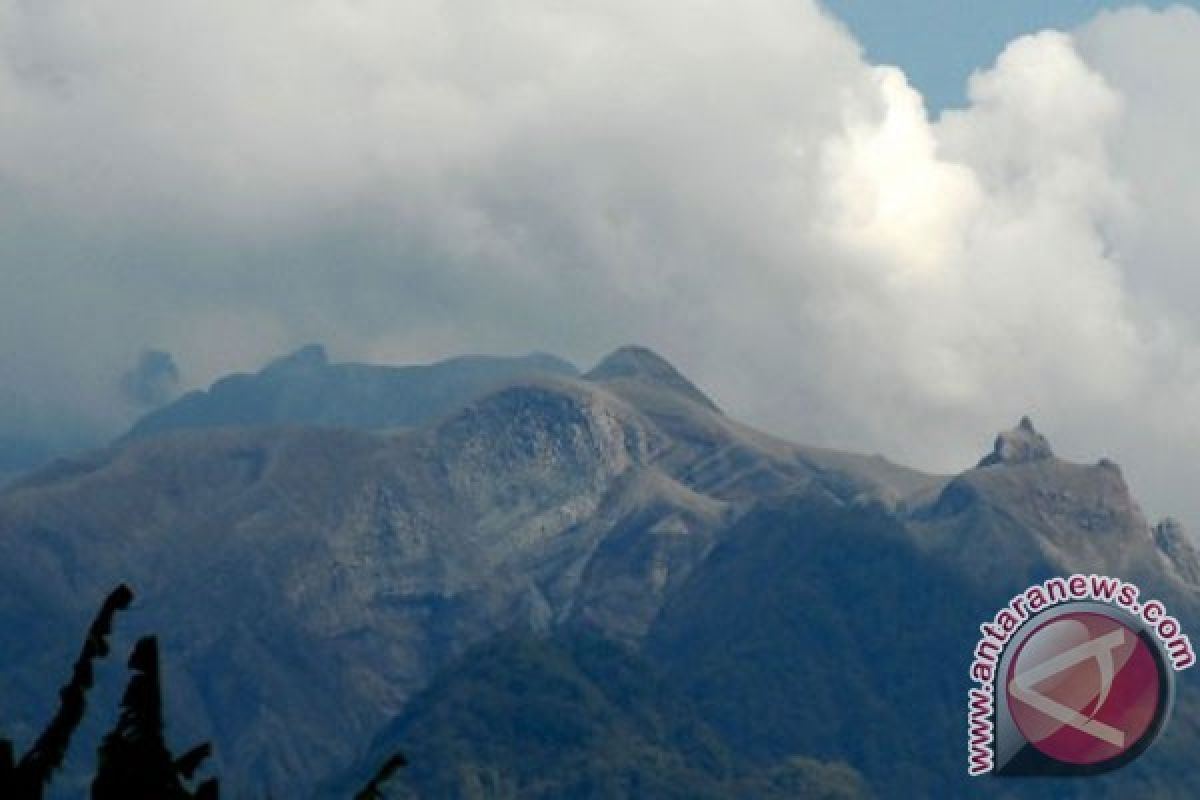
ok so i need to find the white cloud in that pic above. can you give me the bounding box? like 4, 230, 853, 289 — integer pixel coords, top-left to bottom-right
3, 1, 1200, 528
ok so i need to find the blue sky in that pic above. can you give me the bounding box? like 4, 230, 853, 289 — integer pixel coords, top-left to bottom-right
823, 0, 1193, 112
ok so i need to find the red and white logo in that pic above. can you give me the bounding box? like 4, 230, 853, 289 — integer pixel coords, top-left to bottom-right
1005, 611, 1164, 766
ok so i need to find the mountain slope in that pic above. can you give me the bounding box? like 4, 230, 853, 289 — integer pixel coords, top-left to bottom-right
1, 346, 931, 795
639, 420, 1200, 798
3, 352, 1197, 798
908, 418, 1191, 592
321, 632, 871, 800
332, 417, 1200, 799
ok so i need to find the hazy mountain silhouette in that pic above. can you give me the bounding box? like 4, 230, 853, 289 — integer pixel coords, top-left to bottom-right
125, 346, 577, 439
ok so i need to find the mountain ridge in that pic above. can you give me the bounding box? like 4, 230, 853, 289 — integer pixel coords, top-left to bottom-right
124, 348, 579, 440
1, 347, 1197, 797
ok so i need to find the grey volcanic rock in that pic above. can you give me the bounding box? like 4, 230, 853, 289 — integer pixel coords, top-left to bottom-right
125, 346, 578, 439
912, 419, 1177, 592
1155, 516, 1200, 585
976, 415, 1053, 467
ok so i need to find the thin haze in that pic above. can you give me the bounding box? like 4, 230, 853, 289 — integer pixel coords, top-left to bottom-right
3, 2, 1200, 532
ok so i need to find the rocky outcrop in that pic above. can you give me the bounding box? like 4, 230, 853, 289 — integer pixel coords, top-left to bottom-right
976, 416, 1053, 467
914, 417, 1159, 584
1155, 516, 1200, 585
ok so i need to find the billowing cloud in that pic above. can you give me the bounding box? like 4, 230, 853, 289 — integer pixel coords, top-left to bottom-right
2, 2, 1200, 528
119, 349, 180, 408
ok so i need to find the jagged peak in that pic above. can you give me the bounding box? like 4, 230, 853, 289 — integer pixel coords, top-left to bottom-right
977, 416, 1054, 468
1154, 516, 1188, 545
1147, 515, 1185, 554
1154, 517, 1200, 585
263, 343, 328, 373
583, 346, 719, 412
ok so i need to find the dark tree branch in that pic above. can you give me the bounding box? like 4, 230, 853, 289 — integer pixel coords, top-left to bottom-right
7, 584, 134, 800
354, 752, 408, 800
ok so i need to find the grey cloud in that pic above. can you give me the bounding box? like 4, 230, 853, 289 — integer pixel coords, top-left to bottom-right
119, 349, 180, 408
2, 2, 1200, 531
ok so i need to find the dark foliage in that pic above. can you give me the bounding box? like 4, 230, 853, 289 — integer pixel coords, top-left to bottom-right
646, 494, 1200, 799
647, 497, 981, 791
0, 586, 219, 799
329, 632, 869, 799
353, 753, 408, 800
92, 636, 217, 800
1, 584, 406, 800
0, 584, 133, 800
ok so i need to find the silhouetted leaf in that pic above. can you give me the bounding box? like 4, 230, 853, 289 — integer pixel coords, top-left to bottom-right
192, 777, 219, 800
173, 743, 212, 781
354, 751, 407, 800
15, 584, 135, 798
92, 636, 179, 800
93, 635, 219, 800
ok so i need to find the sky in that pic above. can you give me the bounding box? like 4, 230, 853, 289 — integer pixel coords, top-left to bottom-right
4, 2, 1200, 532
824, 0, 1195, 113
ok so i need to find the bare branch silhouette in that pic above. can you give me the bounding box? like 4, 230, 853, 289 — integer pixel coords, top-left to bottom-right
353, 752, 408, 800
0, 584, 133, 800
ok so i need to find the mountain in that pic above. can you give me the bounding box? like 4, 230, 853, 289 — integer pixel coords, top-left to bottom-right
313, 420, 1200, 799
645, 419, 1200, 798
0, 436, 53, 488
911, 417, 1183, 588
0, 436, 54, 477
342, 417, 1200, 799
583, 345, 721, 413
124, 345, 578, 439
0, 433, 103, 489
1, 346, 928, 795
1, 348, 1197, 797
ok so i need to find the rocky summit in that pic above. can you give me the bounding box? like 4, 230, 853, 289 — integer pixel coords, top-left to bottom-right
976, 415, 1054, 467
1, 348, 1197, 799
